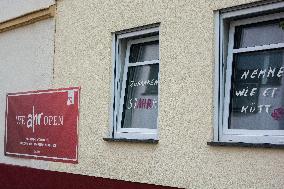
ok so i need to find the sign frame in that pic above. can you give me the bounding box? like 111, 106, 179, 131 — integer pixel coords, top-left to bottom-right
4, 87, 80, 163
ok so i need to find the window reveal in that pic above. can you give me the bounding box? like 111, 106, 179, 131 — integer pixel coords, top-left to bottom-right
112, 27, 159, 140
216, 8, 284, 144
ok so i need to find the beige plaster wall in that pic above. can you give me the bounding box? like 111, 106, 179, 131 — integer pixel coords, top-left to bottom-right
51, 0, 284, 188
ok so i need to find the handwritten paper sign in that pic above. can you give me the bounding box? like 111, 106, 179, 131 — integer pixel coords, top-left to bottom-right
5, 87, 80, 163
235, 67, 283, 114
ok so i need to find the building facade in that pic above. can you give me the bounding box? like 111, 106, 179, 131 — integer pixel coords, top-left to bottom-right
0, 0, 284, 188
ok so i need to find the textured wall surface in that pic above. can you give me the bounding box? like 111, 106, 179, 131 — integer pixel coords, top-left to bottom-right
51, 0, 284, 188
0, 0, 54, 22
0, 18, 55, 169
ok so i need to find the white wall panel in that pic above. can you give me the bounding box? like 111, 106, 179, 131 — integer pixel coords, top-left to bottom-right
0, 18, 55, 169
0, 0, 55, 23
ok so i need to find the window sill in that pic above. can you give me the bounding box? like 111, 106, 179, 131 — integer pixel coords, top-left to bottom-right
103, 138, 159, 144
207, 141, 284, 149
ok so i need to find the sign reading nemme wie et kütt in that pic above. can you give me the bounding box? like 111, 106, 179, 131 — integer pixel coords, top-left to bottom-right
5, 87, 80, 163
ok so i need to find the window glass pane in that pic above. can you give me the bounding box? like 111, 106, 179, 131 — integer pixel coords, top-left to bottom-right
122, 64, 159, 129
129, 40, 159, 63
234, 19, 284, 48
229, 48, 284, 130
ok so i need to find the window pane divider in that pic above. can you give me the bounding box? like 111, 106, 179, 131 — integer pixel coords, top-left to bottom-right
232, 43, 284, 54
128, 60, 159, 67
117, 128, 157, 133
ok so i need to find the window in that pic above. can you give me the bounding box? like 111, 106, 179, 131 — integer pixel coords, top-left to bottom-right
111, 26, 159, 140
215, 2, 284, 144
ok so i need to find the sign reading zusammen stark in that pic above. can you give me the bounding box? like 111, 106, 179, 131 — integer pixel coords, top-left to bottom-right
5, 87, 80, 163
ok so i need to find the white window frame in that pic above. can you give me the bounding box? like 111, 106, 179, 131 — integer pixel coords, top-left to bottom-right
214, 2, 284, 144
111, 27, 160, 140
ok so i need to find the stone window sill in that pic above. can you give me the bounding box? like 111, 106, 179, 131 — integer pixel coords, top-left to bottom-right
207, 141, 284, 149
103, 138, 159, 144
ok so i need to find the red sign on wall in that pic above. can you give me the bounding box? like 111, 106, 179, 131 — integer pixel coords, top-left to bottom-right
5, 87, 80, 163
